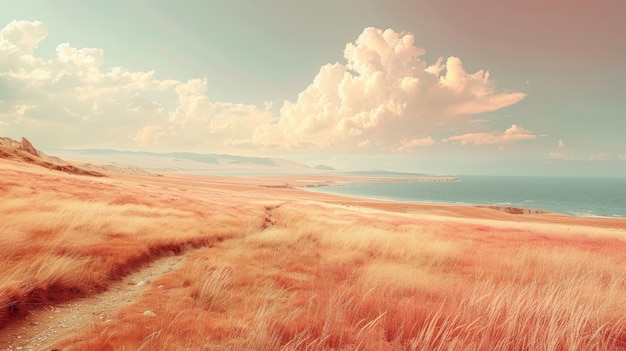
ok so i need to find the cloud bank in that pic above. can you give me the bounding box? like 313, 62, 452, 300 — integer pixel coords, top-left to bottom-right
251, 28, 527, 151
1, 21, 530, 153
445, 124, 537, 145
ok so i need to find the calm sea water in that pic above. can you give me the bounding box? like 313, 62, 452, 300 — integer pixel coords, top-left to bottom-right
308, 176, 626, 218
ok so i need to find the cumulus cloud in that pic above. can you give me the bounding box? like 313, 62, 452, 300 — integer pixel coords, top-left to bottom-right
548, 139, 572, 159
396, 136, 435, 151
168, 78, 214, 125
0, 20, 47, 54
1, 22, 528, 153
445, 124, 537, 145
0, 20, 272, 150
251, 27, 526, 151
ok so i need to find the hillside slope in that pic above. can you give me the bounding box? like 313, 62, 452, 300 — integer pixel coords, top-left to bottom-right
0, 137, 104, 177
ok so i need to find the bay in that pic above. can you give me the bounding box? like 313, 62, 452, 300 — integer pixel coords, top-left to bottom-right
308, 176, 626, 218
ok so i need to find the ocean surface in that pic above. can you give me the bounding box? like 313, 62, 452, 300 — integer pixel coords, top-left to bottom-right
308, 176, 626, 218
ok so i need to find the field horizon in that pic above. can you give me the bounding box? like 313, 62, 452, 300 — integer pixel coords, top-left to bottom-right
2, 142, 626, 350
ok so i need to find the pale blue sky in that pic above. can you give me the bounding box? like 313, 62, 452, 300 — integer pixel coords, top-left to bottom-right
1, 0, 625, 176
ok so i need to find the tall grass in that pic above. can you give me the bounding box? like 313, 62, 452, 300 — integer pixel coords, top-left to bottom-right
0, 165, 264, 328
237, 203, 626, 350
184, 262, 234, 311
411, 277, 626, 350
3, 162, 626, 350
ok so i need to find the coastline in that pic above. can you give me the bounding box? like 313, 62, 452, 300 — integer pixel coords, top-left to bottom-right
293, 175, 626, 220
141, 171, 626, 227
194, 172, 626, 230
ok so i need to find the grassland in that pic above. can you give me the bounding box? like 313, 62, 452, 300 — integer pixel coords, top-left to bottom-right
1, 157, 626, 350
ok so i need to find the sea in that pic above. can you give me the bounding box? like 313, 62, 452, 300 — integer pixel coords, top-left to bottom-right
307, 175, 626, 218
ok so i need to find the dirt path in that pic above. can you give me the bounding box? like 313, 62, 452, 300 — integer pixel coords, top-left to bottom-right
0, 250, 198, 351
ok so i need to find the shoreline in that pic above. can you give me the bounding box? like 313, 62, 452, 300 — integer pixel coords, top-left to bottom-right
291, 175, 626, 220
300, 185, 556, 216
148, 171, 626, 225
133, 171, 626, 233
1, 151, 624, 223
143, 171, 626, 222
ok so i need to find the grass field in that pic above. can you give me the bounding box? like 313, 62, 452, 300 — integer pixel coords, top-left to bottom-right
1, 158, 626, 350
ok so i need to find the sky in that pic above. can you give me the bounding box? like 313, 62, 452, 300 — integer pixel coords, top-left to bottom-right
1, 0, 625, 176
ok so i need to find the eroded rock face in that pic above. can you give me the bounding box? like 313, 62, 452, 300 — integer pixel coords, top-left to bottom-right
0, 137, 21, 148
21, 137, 39, 156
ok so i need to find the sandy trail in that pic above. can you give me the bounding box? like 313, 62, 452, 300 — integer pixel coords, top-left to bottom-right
0, 250, 199, 351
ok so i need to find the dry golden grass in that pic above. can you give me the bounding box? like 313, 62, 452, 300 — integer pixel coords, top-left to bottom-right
0, 161, 264, 329
2, 158, 626, 350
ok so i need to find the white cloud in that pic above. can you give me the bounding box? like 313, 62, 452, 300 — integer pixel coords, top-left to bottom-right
56, 43, 104, 69
133, 125, 167, 145
445, 124, 537, 145
0, 20, 47, 54
396, 136, 435, 151
1, 22, 528, 154
251, 27, 525, 152
548, 139, 571, 159
168, 78, 214, 125
15, 104, 35, 115
0, 20, 255, 149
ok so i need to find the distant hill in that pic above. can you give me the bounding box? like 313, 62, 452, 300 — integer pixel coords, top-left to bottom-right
53, 149, 323, 174
75, 149, 277, 166
344, 169, 434, 177
313, 164, 337, 171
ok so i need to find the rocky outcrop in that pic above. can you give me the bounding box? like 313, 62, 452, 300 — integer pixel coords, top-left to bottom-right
0, 137, 21, 148
21, 137, 40, 156
0, 136, 105, 177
